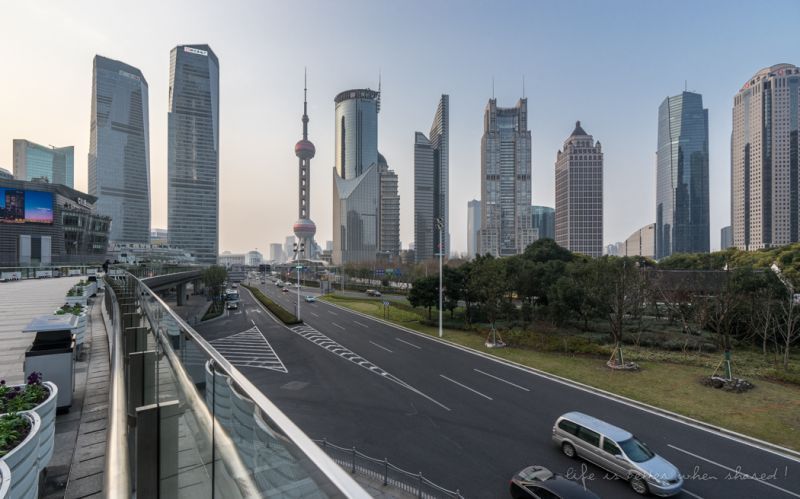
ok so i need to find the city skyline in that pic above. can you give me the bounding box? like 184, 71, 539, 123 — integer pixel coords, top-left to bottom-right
2, 1, 798, 255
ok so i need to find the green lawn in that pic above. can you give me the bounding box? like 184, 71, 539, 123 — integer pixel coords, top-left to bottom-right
321, 294, 800, 451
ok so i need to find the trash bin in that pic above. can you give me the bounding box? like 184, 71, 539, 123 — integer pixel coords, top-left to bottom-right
23, 315, 76, 412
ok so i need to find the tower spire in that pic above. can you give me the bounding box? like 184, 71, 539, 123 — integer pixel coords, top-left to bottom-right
302, 67, 309, 140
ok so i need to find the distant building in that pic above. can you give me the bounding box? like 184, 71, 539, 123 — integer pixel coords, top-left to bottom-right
285, 235, 295, 261
0, 168, 12, 180
218, 252, 246, 267
532, 205, 555, 240
656, 91, 709, 258
414, 94, 449, 262
605, 242, 625, 256
0, 178, 110, 265
168, 44, 219, 264
467, 199, 481, 259
732, 64, 800, 250
150, 228, 168, 245
325, 240, 333, 252
379, 156, 400, 258
246, 250, 263, 267
721, 225, 733, 250
625, 223, 656, 258
108, 242, 195, 265
555, 121, 603, 257
479, 98, 534, 256
89, 55, 150, 244
13, 140, 74, 188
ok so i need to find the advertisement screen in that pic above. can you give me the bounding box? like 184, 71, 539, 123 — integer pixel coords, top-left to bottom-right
0, 188, 54, 224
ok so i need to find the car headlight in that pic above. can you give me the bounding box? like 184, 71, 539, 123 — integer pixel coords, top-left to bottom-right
649, 475, 668, 486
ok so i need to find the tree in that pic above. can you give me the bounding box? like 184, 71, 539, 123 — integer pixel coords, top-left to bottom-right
408, 276, 438, 319
468, 255, 508, 329
442, 265, 465, 319
202, 265, 228, 301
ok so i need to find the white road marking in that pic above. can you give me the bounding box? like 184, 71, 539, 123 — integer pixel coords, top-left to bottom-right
332, 322, 345, 330
251, 319, 256, 326
681, 490, 705, 499
310, 312, 319, 317
395, 337, 421, 349
473, 368, 530, 391
439, 375, 493, 400
354, 321, 369, 328
667, 445, 800, 498
209, 326, 287, 373
327, 310, 338, 316
369, 341, 393, 353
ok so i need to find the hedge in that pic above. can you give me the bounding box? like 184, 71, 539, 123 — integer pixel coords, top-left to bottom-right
243, 285, 302, 325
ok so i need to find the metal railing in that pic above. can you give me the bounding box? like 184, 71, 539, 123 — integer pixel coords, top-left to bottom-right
102, 270, 370, 498
316, 439, 464, 499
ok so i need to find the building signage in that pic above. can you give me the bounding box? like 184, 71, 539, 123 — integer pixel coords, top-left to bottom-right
184, 47, 208, 56
0, 188, 53, 224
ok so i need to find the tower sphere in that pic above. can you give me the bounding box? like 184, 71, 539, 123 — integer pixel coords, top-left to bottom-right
295, 139, 315, 159
293, 218, 317, 240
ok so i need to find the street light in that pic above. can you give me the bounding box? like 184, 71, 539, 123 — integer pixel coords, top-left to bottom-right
293, 241, 305, 318
436, 217, 443, 338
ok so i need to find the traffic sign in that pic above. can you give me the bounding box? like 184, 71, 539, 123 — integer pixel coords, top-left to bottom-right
375, 268, 385, 276
383, 301, 390, 306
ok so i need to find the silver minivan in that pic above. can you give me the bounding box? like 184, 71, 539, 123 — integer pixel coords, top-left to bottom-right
552, 412, 683, 497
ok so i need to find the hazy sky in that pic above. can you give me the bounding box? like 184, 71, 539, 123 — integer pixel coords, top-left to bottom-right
2, 0, 798, 255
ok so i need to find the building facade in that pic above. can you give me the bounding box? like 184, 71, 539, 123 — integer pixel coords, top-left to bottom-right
378, 156, 400, 258
479, 98, 534, 256
467, 199, 481, 259
13, 140, 74, 188
0, 168, 12, 180
89, 55, 150, 244
555, 121, 604, 257
732, 63, 800, 250
269, 243, 284, 263
624, 223, 656, 258
167, 45, 220, 264
413, 95, 449, 262
656, 91, 709, 258
532, 205, 555, 240
0, 179, 110, 266
721, 225, 733, 250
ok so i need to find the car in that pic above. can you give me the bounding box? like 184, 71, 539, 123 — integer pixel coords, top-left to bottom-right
510, 465, 600, 499
276, 280, 283, 286
226, 300, 239, 310
282, 287, 289, 292
304, 295, 316, 303
365, 289, 382, 297
552, 412, 683, 496
231, 283, 238, 288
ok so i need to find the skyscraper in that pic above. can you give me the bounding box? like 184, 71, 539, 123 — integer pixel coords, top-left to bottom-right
269, 243, 284, 262
479, 98, 534, 256
655, 91, 709, 258
167, 45, 219, 264
332, 87, 398, 264
721, 225, 733, 250
293, 73, 317, 260
532, 205, 555, 240
88, 55, 150, 243
732, 63, 800, 250
13, 140, 74, 188
624, 223, 656, 258
413, 95, 449, 262
555, 121, 603, 257
467, 199, 481, 259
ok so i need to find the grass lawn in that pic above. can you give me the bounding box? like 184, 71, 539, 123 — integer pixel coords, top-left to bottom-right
322, 294, 800, 451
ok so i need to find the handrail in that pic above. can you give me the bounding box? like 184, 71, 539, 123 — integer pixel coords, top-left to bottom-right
102, 277, 131, 498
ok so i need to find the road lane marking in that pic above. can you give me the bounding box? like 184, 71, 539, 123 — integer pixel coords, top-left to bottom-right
369, 341, 393, 353
473, 369, 530, 391
209, 326, 287, 373
667, 445, 800, 498
251, 319, 256, 326
327, 310, 338, 316
354, 321, 368, 328
395, 338, 421, 349
310, 312, 319, 317
681, 490, 705, 499
332, 322, 345, 330
439, 375, 493, 400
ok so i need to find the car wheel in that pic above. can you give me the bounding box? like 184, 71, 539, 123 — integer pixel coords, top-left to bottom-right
630, 475, 648, 495
561, 442, 576, 458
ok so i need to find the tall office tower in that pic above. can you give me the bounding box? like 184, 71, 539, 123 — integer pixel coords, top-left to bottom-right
555, 121, 604, 257
732, 64, 800, 250
284, 235, 295, 260
467, 199, 481, 259
378, 155, 400, 258
293, 74, 317, 260
721, 225, 733, 250
655, 91, 709, 258
413, 95, 449, 262
332, 88, 384, 264
13, 140, 74, 188
625, 223, 657, 258
532, 205, 555, 240
479, 98, 534, 256
88, 55, 150, 243
269, 243, 284, 262
167, 44, 219, 264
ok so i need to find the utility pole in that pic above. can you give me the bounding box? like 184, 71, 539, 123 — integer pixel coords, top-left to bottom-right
436, 218, 443, 338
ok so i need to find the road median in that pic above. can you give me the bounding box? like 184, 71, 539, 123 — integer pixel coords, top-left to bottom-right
243, 284, 302, 325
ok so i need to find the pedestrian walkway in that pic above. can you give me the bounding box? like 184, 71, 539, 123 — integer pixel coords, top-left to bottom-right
0, 277, 80, 384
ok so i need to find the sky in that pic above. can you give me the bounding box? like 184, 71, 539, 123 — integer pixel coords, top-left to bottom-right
1, 0, 798, 255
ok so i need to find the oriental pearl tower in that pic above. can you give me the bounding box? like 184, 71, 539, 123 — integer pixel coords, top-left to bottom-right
292, 71, 316, 260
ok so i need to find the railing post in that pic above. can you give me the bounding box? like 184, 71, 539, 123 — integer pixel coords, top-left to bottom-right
383, 458, 388, 486
418, 472, 423, 498
135, 403, 159, 498
351, 446, 356, 473
128, 350, 157, 413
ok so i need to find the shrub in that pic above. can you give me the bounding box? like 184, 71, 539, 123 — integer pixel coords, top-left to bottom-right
243, 285, 301, 325
202, 302, 224, 321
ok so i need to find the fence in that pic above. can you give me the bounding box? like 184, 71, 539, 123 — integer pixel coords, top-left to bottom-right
315, 438, 464, 499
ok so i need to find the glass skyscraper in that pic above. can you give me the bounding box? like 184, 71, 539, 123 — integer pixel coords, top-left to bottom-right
531, 205, 555, 240
655, 91, 709, 258
88, 55, 150, 243
413, 95, 449, 263
13, 140, 74, 188
167, 45, 219, 264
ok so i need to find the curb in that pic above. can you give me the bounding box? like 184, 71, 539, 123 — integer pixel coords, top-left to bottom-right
320, 297, 800, 463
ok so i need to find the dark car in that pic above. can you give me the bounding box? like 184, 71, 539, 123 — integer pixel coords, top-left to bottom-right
510, 465, 601, 499
282, 287, 290, 292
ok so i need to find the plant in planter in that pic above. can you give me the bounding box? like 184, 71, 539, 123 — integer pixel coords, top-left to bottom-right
0, 411, 40, 499
0, 373, 57, 471
0, 413, 29, 458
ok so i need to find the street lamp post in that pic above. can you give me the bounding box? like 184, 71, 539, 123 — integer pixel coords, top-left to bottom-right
294, 242, 305, 319
436, 218, 443, 338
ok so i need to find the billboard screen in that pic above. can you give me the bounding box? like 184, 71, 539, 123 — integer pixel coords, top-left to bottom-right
0, 188, 54, 224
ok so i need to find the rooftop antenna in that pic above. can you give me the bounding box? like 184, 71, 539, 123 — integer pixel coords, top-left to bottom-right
684, 79, 687, 92
492, 76, 495, 99
522, 74, 526, 99
302, 67, 309, 140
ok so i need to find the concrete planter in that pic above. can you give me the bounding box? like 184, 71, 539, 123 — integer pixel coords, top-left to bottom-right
64, 294, 87, 307
32, 382, 57, 470
0, 460, 10, 498
0, 411, 41, 499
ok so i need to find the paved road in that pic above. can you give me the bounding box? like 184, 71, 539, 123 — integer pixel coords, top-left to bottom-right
193, 279, 800, 499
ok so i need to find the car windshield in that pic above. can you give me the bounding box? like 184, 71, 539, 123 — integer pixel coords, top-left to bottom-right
618, 437, 655, 463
